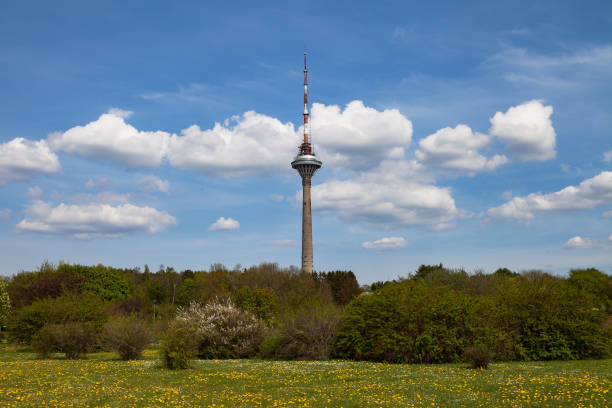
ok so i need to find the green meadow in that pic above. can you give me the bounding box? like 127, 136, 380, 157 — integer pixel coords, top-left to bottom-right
0, 348, 609, 408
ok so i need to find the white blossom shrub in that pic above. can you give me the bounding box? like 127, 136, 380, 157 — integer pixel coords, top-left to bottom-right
175, 298, 265, 359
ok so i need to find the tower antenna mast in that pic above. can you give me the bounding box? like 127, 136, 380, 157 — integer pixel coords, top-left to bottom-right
301, 51, 312, 155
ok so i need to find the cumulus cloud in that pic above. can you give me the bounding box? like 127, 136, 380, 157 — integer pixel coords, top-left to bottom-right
16, 200, 177, 239
310, 160, 459, 230
362, 236, 407, 250
487, 171, 612, 221
167, 111, 296, 177
311, 100, 413, 170
27, 186, 43, 198
47, 101, 412, 176
604, 150, 612, 163
208, 217, 240, 231
563, 236, 595, 249
107, 108, 133, 119
48, 109, 170, 168
0, 138, 60, 185
489, 100, 556, 162
415, 124, 507, 172
137, 175, 170, 193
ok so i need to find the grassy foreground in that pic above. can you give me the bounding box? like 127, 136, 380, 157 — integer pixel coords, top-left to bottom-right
0, 348, 610, 408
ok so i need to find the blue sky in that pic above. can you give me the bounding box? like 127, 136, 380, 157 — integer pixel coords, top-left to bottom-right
1, 0, 611, 282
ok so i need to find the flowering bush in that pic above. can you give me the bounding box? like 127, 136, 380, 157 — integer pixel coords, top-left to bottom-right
175, 298, 265, 359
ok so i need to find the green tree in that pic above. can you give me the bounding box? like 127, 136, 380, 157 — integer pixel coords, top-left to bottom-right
0, 278, 10, 327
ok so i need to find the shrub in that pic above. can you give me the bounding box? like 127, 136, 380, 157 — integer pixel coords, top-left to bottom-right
104, 315, 152, 360
8, 292, 108, 344
464, 345, 492, 369
334, 281, 476, 363
264, 304, 342, 360
175, 299, 265, 359
32, 322, 98, 359
161, 319, 198, 369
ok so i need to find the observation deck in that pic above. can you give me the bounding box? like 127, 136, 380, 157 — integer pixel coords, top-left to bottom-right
291, 154, 322, 181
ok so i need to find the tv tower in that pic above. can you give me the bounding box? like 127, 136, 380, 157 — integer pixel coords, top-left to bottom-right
291, 52, 322, 274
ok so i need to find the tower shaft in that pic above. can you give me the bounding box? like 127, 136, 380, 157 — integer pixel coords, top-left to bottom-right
301, 177, 314, 273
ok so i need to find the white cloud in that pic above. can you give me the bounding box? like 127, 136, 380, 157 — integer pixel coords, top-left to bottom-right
489, 100, 556, 162
167, 111, 296, 177
137, 175, 170, 193
362, 236, 407, 250
0, 209, 10, 220
310, 160, 459, 230
312, 100, 413, 170
415, 124, 507, 172
563, 236, 595, 249
85, 177, 109, 189
268, 239, 297, 247
71, 191, 131, 205
16, 200, 177, 239
208, 217, 240, 231
604, 150, 612, 163
107, 108, 133, 119
48, 110, 170, 168
0, 138, 61, 185
47, 101, 412, 176
487, 171, 612, 221
486, 46, 612, 71
483, 46, 612, 88
27, 186, 43, 198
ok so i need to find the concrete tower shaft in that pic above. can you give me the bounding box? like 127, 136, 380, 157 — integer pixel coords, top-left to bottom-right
291, 52, 322, 274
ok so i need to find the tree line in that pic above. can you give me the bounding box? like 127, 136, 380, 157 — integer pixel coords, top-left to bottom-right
0, 262, 609, 368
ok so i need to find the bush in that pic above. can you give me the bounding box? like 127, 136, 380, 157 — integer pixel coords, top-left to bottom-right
263, 304, 342, 360
32, 322, 98, 359
8, 292, 108, 344
499, 271, 611, 360
334, 281, 476, 363
161, 319, 198, 369
175, 299, 264, 359
464, 345, 492, 369
104, 315, 152, 360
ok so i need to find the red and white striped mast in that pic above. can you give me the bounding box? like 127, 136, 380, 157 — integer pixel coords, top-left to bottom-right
300, 52, 312, 155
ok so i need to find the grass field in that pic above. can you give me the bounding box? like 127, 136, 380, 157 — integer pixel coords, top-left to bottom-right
0, 347, 610, 407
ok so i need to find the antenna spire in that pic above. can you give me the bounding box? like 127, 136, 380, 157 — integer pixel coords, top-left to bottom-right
303, 52, 310, 149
